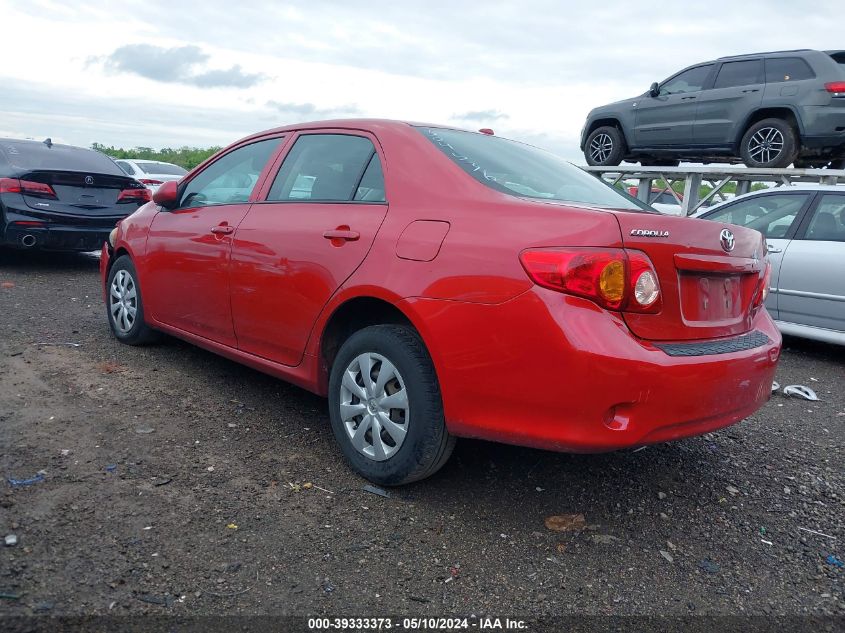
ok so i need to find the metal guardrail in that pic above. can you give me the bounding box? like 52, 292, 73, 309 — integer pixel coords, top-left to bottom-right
581, 165, 845, 216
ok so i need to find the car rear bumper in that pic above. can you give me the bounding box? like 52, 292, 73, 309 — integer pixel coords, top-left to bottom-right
2, 224, 113, 252
800, 104, 845, 152
403, 287, 781, 453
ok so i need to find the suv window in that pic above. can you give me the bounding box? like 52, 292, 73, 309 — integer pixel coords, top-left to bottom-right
660, 65, 713, 95
705, 193, 810, 239
268, 134, 380, 202
713, 60, 763, 88
803, 194, 845, 242
179, 138, 280, 208
764, 57, 816, 83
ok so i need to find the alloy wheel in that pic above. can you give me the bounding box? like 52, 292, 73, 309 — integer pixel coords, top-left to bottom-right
339, 352, 409, 461
747, 127, 784, 164
589, 133, 614, 163
110, 269, 138, 334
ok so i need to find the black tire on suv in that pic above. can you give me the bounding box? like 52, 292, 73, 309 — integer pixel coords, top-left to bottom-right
739, 118, 799, 168
584, 126, 626, 166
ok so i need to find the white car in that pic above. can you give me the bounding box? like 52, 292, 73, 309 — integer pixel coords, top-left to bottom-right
114, 159, 187, 192
697, 184, 845, 345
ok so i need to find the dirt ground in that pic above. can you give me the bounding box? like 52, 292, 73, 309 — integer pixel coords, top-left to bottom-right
0, 249, 843, 629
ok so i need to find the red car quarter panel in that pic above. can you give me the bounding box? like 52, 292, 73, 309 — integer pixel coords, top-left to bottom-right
102, 119, 782, 485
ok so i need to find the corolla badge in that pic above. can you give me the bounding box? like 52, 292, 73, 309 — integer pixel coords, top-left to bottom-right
630, 229, 669, 238
720, 228, 735, 252
85, 175, 94, 185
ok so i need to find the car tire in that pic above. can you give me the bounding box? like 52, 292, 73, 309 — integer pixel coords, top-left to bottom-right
584, 126, 626, 166
106, 255, 158, 345
328, 324, 455, 485
740, 118, 798, 168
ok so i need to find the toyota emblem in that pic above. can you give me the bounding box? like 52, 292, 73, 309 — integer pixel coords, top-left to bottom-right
84, 175, 94, 185
719, 228, 735, 252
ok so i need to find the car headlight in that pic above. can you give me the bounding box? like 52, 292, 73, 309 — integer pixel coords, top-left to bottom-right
108, 227, 118, 247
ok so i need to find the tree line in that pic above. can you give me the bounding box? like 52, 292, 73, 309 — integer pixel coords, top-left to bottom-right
91, 143, 221, 170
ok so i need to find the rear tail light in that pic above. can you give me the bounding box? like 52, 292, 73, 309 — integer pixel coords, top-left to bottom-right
0, 178, 57, 199
11, 220, 47, 227
117, 187, 152, 203
519, 247, 662, 313
139, 179, 163, 186
752, 260, 772, 313
825, 81, 845, 97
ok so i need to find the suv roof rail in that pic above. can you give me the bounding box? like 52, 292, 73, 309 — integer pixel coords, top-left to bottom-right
717, 49, 813, 60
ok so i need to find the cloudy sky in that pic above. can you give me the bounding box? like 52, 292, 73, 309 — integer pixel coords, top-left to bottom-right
1, 0, 841, 162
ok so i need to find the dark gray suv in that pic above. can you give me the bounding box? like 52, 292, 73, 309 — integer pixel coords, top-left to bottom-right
581, 49, 845, 169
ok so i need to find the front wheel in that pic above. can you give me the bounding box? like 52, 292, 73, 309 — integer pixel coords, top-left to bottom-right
106, 255, 158, 345
328, 325, 455, 485
740, 118, 798, 168
584, 126, 626, 166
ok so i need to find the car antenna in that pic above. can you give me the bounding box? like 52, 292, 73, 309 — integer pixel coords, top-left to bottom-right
43, 137, 53, 148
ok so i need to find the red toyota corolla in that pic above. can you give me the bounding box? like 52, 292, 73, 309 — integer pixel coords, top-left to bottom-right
101, 120, 781, 484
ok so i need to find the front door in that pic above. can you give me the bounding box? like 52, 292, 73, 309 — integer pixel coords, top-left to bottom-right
231, 132, 389, 366
144, 137, 282, 346
777, 193, 845, 330
633, 64, 713, 147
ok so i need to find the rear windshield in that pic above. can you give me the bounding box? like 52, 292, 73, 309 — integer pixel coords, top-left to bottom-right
0, 140, 124, 175
829, 51, 845, 68
417, 127, 650, 211
135, 161, 187, 175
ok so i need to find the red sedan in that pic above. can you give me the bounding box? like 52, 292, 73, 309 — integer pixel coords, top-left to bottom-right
101, 120, 781, 484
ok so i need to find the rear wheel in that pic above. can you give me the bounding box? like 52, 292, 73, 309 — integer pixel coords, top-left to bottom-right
106, 255, 158, 345
740, 118, 798, 168
584, 126, 626, 166
328, 325, 455, 485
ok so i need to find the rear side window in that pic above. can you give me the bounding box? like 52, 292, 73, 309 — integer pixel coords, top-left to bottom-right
713, 60, 763, 88
803, 194, 845, 242
267, 134, 382, 203
0, 141, 125, 175
179, 138, 281, 208
705, 193, 809, 239
660, 64, 713, 95
765, 57, 816, 83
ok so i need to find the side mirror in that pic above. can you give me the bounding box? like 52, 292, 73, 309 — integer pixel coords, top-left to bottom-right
649, 82, 660, 98
153, 180, 179, 209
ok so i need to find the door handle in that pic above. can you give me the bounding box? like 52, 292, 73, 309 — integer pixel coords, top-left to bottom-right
766, 245, 782, 254
742, 88, 760, 93
323, 228, 360, 242
681, 96, 697, 100
210, 225, 234, 235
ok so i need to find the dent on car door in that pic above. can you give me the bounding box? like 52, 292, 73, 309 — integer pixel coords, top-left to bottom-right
777, 193, 845, 331
230, 132, 389, 366
703, 191, 812, 319
633, 64, 713, 147
144, 137, 283, 345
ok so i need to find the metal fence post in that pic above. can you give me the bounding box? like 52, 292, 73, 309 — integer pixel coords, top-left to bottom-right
682, 174, 702, 216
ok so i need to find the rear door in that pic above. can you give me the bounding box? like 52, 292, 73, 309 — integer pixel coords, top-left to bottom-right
230, 131, 389, 366
144, 137, 283, 346
633, 64, 714, 147
698, 191, 814, 319
777, 192, 845, 330
694, 59, 764, 145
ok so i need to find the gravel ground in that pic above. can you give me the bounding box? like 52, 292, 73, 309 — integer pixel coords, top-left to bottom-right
0, 249, 843, 628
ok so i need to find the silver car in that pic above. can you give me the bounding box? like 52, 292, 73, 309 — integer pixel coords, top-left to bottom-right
698, 185, 845, 345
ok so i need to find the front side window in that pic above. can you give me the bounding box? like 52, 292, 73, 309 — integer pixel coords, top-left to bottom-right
705, 193, 809, 239
267, 134, 381, 202
713, 60, 763, 89
803, 194, 845, 241
418, 127, 650, 211
660, 65, 713, 95
765, 57, 816, 83
179, 138, 281, 208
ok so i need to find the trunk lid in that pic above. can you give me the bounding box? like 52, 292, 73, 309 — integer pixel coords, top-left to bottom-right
613, 210, 767, 341
20, 170, 142, 218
